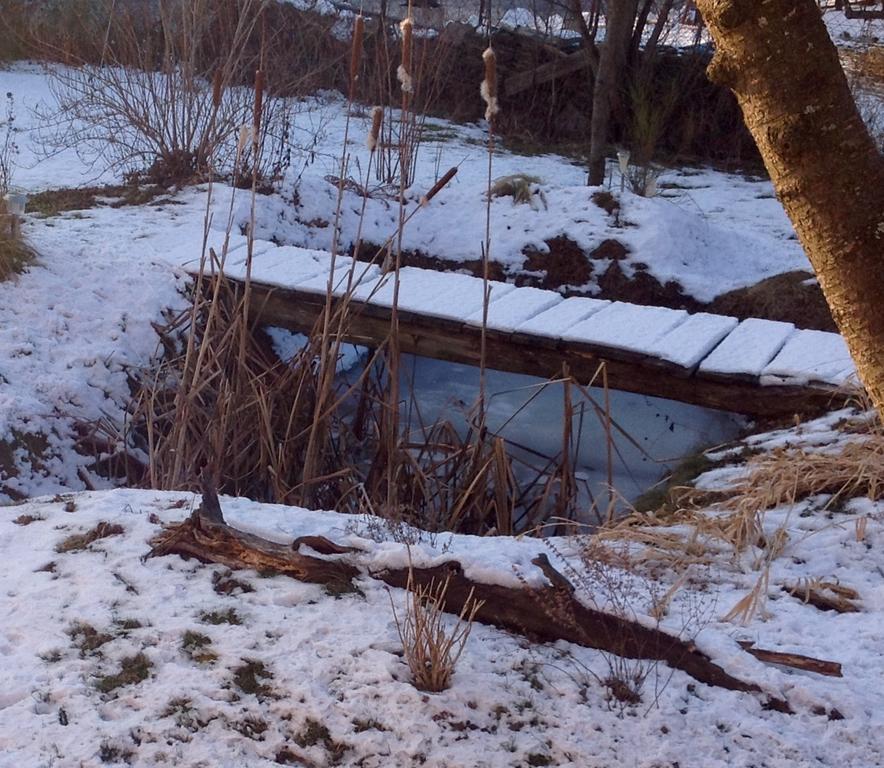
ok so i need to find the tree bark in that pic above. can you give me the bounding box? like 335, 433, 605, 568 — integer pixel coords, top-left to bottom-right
588, 0, 638, 185
695, 0, 884, 415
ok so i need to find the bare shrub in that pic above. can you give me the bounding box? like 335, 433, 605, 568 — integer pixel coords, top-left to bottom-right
36, 0, 290, 185
390, 570, 483, 692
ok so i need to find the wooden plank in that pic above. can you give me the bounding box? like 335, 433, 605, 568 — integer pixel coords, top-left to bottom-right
235, 277, 845, 417
649, 312, 740, 370
564, 302, 689, 356
514, 295, 611, 337
698, 318, 795, 381
351, 267, 517, 322
464, 285, 563, 332
761, 329, 856, 385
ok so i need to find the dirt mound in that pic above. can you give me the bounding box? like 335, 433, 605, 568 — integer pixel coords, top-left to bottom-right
708, 271, 836, 332
519, 236, 594, 289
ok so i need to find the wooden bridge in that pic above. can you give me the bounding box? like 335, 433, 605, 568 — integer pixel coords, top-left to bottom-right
196, 237, 857, 418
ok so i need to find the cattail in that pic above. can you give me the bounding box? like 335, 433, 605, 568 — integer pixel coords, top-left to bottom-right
253, 69, 265, 134
237, 125, 252, 155
420, 166, 458, 206
367, 106, 383, 152
349, 15, 364, 100
212, 70, 223, 109
397, 17, 414, 95
480, 47, 499, 123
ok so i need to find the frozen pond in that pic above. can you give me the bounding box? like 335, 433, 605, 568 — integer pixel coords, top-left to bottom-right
397, 355, 744, 520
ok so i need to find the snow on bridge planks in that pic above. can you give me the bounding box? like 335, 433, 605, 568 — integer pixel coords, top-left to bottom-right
200, 243, 857, 417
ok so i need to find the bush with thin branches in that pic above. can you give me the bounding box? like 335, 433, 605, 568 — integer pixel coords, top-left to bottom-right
36, 0, 291, 185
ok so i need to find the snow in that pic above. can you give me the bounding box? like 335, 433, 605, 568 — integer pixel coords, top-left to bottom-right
0, 32, 879, 768
1, 461, 883, 766
699, 318, 796, 378
351, 267, 516, 321
761, 329, 858, 386
514, 295, 611, 337
562, 302, 688, 355
464, 284, 562, 332
649, 312, 739, 370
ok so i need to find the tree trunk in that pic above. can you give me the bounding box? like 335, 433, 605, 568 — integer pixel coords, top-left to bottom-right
587, 0, 638, 184
695, 0, 884, 415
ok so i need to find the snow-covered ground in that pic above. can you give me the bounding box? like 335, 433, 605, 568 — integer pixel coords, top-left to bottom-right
1, 407, 883, 767
0, 19, 881, 767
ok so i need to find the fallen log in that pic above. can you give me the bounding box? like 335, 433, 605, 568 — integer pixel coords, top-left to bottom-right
148, 498, 792, 710
738, 642, 842, 678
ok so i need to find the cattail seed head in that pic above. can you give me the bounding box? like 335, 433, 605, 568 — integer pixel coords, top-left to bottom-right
212, 70, 223, 109
253, 69, 265, 133
480, 47, 499, 123
367, 106, 383, 152
349, 15, 364, 99
237, 125, 252, 154
421, 166, 458, 206
398, 17, 413, 94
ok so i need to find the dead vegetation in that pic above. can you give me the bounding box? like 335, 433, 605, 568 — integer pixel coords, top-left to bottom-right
0, 228, 33, 281
390, 570, 484, 692
55, 521, 124, 553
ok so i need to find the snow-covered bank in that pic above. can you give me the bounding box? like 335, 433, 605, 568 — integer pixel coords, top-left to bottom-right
1, 463, 883, 767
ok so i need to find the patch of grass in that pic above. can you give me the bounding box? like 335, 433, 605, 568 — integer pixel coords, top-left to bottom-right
489, 174, 544, 206
95, 652, 152, 694
295, 718, 348, 763
527, 754, 552, 767
323, 578, 363, 599
68, 621, 113, 656
421, 122, 459, 142
26, 184, 168, 218
13, 513, 42, 525
181, 630, 218, 664
352, 717, 387, 733
40, 649, 63, 663
199, 607, 242, 625
0, 230, 35, 282
55, 521, 124, 553
98, 740, 134, 764
114, 618, 143, 631
232, 659, 274, 699
275, 747, 303, 765
161, 697, 209, 733
633, 452, 716, 516
231, 715, 268, 740
0, 430, 50, 501
212, 570, 254, 595
591, 190, 620, 216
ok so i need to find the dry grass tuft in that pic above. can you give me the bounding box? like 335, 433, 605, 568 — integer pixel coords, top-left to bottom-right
390, 570, 483, 692
0, 229, 34, 281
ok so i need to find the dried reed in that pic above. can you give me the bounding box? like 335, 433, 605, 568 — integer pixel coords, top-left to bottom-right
390, 570, 483, 692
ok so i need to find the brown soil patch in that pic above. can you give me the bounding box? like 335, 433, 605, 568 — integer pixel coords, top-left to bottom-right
709, 271, 836, 332
353, 243, 507, 282
596, 260, 702, 311
27, 184, 170, 218
519, 236, 593, 289
590, 238, 629, 261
